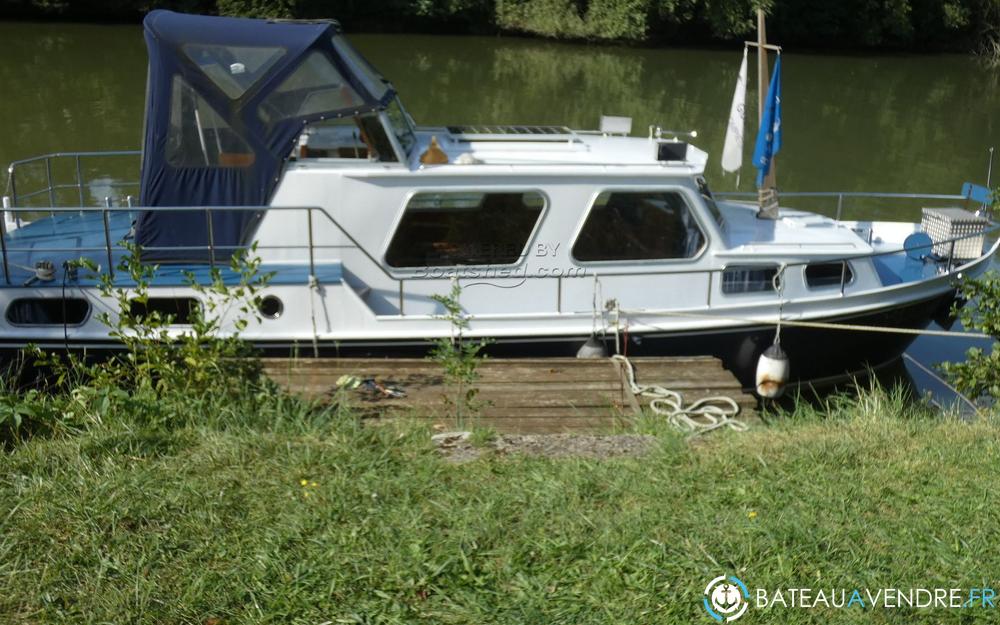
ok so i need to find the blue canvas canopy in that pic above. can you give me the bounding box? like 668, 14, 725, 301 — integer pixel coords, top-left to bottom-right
136, 10, 394, 262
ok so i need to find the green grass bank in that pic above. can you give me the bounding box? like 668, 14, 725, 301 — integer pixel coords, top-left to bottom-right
3, 380, 1000, 623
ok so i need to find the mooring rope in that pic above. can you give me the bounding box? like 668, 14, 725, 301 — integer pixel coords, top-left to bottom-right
308, 273, 320, 358
901, 352, 979, 413
618, 307, 992, 340
772, 262, 787, 345
611, 354, 748, 435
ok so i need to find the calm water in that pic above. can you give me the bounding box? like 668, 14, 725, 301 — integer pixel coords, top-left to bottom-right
0, 21, 997, 403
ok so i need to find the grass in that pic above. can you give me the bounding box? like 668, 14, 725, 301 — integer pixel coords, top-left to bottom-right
2, 380, 1000, 623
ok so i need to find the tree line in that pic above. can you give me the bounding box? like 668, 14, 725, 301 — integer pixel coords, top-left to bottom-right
5, 0, 1000, 57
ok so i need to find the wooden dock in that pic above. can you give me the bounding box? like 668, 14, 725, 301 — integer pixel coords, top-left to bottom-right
262, 357, 757, 433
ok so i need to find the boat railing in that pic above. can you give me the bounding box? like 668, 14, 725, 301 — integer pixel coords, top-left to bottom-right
0, 186, 995, 314
715, 190, 975, 222
0, 203, 416, 310
4, 151, 141, 216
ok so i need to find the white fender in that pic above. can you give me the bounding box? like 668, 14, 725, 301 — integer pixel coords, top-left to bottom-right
755, 343, 790, 398
576, 334, 608, 359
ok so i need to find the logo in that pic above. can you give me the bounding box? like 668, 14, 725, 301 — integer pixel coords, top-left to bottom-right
704, 575, 749, 622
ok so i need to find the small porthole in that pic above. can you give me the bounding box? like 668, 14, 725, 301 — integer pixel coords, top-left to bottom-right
259, 295, 283, 319
7, 298, 90, 326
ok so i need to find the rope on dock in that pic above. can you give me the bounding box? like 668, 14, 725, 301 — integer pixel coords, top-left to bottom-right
612, 354, 748, 435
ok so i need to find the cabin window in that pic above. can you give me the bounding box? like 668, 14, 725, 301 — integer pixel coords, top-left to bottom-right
357, 115, 399, 162
572, 191, 705, 262
298, 115, 398, 162
258, 51, 365, 125
182, 44, 286, 100
385, 192, 545, 267
167, 76, 255, 168
722, 266, 779, 294
6, 298, 90, 326
805, 262, 854, 289
129, 298, 201, 325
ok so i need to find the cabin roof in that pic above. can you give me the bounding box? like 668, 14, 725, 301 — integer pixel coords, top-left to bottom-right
422, 132, 708, 170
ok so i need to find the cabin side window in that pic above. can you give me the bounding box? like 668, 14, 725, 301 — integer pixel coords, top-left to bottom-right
385, 192, 545, 268
722, 266, 779, 294
572, 191, 705, 262
805, 262, 854, 289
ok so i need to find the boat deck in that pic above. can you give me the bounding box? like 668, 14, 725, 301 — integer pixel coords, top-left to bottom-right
262, 356, 758, 433
2, 212, 341, 286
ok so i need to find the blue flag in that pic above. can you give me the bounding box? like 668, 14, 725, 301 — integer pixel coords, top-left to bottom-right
752, 55, 782, 187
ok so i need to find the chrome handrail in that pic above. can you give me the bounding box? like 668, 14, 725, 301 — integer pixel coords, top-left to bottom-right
0, 199, 995, 316
5, 150, 141, 210
0, 203, 408, 311
715, 190, 969, 221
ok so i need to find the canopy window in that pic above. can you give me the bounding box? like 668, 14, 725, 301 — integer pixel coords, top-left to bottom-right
182, 44, 286, 99
259, 51, 365, 125
167, 76, 255, 168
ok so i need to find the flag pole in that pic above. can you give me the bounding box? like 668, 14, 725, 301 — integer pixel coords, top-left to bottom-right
757, 9, 768, 131
755, 7, 779, 219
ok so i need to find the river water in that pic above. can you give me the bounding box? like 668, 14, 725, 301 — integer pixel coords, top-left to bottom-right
0, 21, 997, 404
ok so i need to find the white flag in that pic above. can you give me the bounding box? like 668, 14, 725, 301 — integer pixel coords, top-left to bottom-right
721, 48, 748, 174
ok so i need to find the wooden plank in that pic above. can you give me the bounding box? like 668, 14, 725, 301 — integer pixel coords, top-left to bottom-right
262, 356, 723, 368
262, 356, 756, 433
276, 384, 753, 409
271, 362, 740, 383
281, 379, 743, 399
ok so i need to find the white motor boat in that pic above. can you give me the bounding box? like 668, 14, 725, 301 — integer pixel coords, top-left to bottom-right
1, 10, 996, 390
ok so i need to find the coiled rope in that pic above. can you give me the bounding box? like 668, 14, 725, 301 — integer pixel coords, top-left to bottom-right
612, 354, 748, 435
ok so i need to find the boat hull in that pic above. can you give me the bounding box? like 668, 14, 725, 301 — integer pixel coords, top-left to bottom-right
245, 289, 957, 390
0, 289, 960, 391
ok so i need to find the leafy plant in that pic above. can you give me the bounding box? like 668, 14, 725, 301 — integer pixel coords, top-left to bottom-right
29, 243, 274, 431
940, 270, 1000, 400
468, 425, 498, 447
0, 388, 60, 445
428, 280, 491, 424
938, 186, 1000, 401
